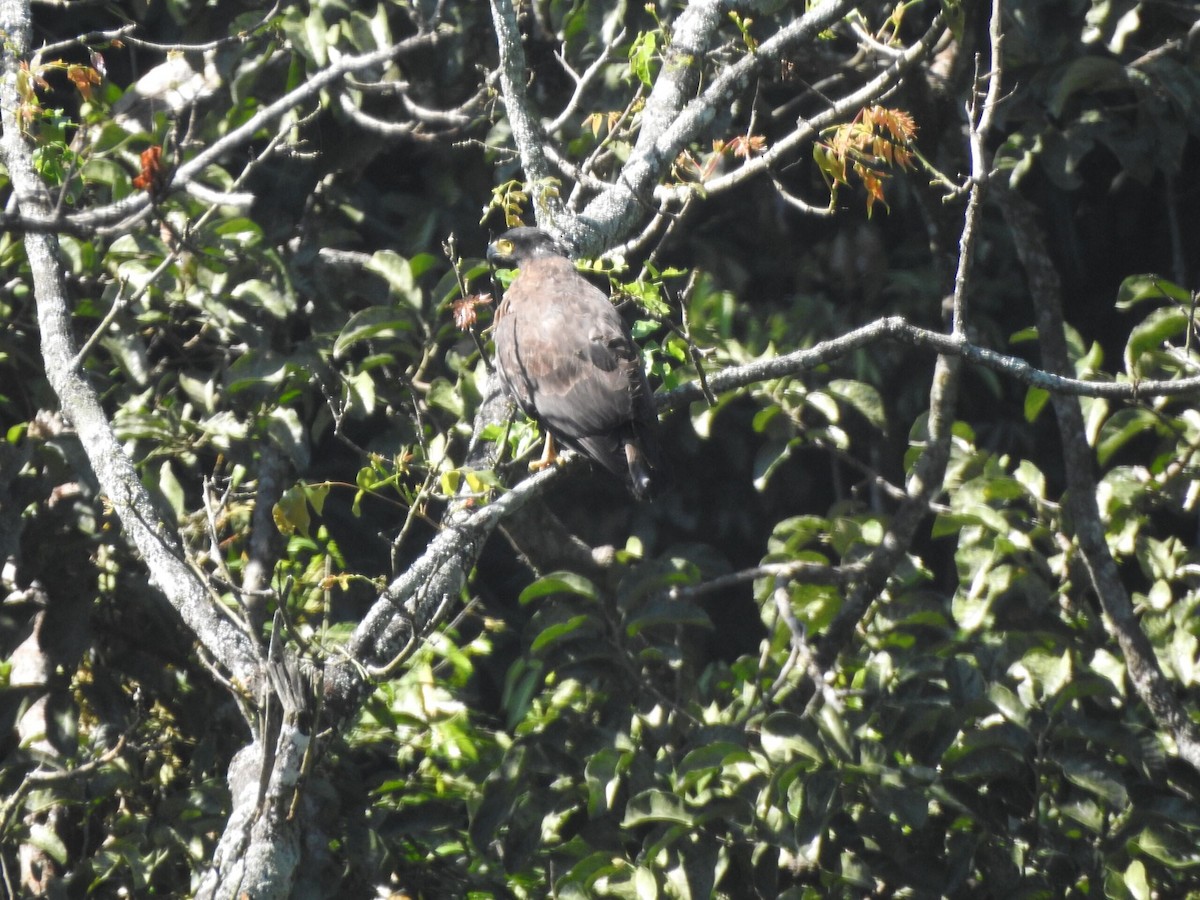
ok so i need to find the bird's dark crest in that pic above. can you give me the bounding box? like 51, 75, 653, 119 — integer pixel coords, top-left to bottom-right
487, 226, 667, 499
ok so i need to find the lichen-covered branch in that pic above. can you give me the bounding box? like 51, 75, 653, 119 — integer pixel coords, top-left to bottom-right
489, 0, 559, 219
663, 315, 1200, 409
574, 0, 856, 252
489, 0, 857, 253
0, 0, 263, 694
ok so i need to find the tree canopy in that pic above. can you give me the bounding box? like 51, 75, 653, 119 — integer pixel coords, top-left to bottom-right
2, 0, 1200, 897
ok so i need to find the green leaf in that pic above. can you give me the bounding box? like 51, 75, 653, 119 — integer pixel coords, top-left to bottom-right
519, 571, 599, 605
1090, 648, 1127, 698
1123, 859, 1150, 900
302, 482, 329, 516
760, 712, 823, 765
1048, 56, 1129, 118
1116, 274, 1193, 309
622, 789, 694, 827
470, 746, 527, 853
156, 460, 186, 520
231, 278, 294, 318
1016, 647, 1072, 699
267, 407, 309, 468
827, 379, 887, 430
1024, 386, 1050, 422
1124, 305, 1189, 375
1061, 756, 1128, 807
676, 742, 751, 788
628, 30, 659, 86
586, 747, 629, 815
29, 822, 69, 865
225, 352, 291, 393
333, 306, 416, 358
805, 390, 840, 424
367, 249, 422, 306
274, 483, 312, 537
501, 657, 542, 729
634, 865, 658, 899
631, 319, 660, 339
753, 437, 798, 491
625, 598, 711, 636
427, 377, 464, 418
530, 614, 594, 653
303, 5, 330, 65
1129, 827, 1200, 868
344, 370, 376, 417
951, 582, 994, 633
562, 851, 627, 890
212, 216, 264, 244
1096, 407, 1163, 466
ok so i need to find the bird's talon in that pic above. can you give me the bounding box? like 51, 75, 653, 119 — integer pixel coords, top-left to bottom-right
528, 433, 558, 471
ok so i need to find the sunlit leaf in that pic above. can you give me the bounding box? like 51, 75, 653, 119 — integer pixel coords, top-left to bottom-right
1116, 274, 1193, 309
1061, 756, 1128, 808
519, 571, 599, 605
333, 306, 416, 358
622, 789, 694, 827
29, 823, 69, 865
367, 250, 423, 307
1124, 305, 1189, 375
530, 613, 594, 652
760, 712, 823, 765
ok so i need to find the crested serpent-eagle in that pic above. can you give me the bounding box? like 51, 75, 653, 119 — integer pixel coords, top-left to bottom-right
487, 227, 667, 500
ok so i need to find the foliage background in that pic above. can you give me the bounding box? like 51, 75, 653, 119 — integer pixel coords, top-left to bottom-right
2, 0, 1200, 897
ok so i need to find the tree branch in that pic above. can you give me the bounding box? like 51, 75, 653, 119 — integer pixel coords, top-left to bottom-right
547, 30, 626, 134
1002, 189, 1200, 773
0, 27, 442, 237
662, 315, 1200, 409
657, 12, 946, 205
324, 409, 560, 713
489, 0, 857, 252
814, 0, 999, 672
0, 0, 263, 693
489, 0, 559, 219
572, 0, 856, 251
0, 5, 325, 893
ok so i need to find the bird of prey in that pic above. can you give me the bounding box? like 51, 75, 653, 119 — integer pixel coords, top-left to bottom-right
487, 226, 666, 499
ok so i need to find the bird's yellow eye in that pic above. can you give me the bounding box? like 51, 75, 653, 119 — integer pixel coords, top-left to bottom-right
496, 239, 513, 254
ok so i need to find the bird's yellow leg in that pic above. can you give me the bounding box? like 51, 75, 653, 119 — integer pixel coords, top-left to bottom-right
528, 432, 558, 471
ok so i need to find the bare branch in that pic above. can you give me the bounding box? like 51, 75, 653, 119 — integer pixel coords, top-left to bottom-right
658, 13, 946, 205
668, 559, 859, 602
951, 11, 1005, 332
33, 4, 279, 58
0, 28, 443, 237
768, 169, 836, 216
662, 315, 1200, 408
813, 0, 996, 673
547, 30, 626, 134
